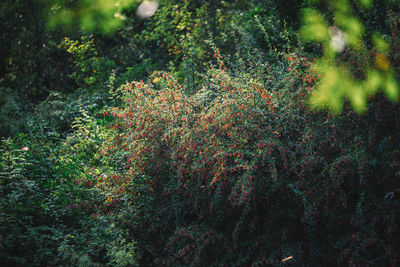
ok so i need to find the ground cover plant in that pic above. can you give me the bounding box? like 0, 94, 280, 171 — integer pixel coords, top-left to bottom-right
1, 0, 400, 266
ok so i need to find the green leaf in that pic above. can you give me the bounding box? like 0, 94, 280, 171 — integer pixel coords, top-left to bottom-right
300, 9, 329, 43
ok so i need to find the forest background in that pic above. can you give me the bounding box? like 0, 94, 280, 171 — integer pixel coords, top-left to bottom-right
1, 0, 400, 266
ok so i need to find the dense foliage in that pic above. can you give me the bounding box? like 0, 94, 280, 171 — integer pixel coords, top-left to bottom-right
1, 0, 400, 266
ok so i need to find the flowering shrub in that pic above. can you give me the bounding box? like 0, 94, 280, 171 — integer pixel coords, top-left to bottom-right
75, 41, 399, 266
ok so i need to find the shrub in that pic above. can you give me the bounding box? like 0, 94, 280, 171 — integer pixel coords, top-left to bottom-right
82, 39, 400, 265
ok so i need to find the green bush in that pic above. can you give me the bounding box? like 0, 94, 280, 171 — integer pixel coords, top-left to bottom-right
2, 1, 400, 266
82, 39, 400, 265
0, 106, 139, 266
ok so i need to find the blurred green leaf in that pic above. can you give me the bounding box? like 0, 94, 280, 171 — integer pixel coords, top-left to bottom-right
302, 0, 399, 113
359, 0, 373, 9
300, 9, 329, 42
46, 0, 138, 34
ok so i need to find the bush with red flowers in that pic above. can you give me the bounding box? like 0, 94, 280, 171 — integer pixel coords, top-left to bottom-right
82, 41, 400, 266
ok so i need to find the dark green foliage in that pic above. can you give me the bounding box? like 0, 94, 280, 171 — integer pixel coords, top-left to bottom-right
0, 0, 72, 136
0, 111, 139, 266
1, 1, 400, 266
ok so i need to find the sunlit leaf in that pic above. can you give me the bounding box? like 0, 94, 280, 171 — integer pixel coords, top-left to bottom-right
336, 15, 364, 47
373, 32, 390, 53
363, 69, 381, 95
359, 0, 373, 9
384, 73, 399, 101
46, 0, 138, 34
300, 9, 329, 42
